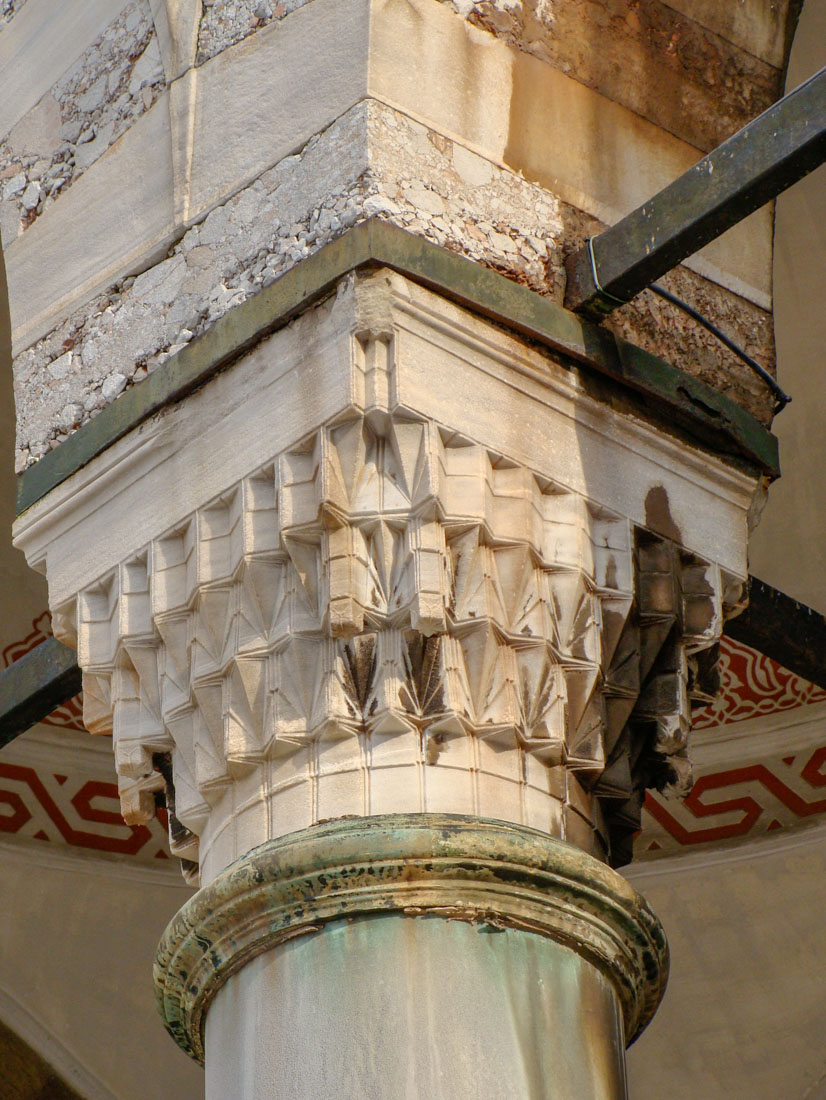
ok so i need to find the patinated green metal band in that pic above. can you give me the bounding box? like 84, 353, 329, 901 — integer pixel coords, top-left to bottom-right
154, 814, 669, 1065
17, 220, 778, 516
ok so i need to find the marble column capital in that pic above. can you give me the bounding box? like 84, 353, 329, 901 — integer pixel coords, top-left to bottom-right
13, 269, 757, 878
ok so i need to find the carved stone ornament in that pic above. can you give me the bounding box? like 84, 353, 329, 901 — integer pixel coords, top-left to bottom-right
154, 814, 669, 1064
13, 269, 757, 880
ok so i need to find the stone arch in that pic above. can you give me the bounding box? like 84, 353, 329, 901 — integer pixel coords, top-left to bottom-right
0, 1014, 84, 1100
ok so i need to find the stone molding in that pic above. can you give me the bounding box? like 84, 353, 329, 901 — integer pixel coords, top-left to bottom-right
15, 267, 760, 572
153, 813, 669, 1065
15, 221, 779, 517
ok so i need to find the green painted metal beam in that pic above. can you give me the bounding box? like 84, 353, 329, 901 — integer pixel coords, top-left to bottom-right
16, 220, 778, 519
566, 66, 826, 320
0, 636, 81, 748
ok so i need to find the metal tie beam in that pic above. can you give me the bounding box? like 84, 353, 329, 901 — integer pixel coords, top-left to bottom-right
0, 637, 81, 748
565, 65, 826, 321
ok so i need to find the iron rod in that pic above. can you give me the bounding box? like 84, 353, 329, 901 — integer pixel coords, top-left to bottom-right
566, 66, 826, 320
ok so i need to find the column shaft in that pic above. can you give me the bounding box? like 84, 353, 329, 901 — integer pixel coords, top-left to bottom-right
206, 915, 627, 1100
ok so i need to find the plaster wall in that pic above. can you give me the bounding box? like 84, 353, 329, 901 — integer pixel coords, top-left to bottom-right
748, 0, 826, 614
0, 835, 201, 1099
626, 823, 826, 1098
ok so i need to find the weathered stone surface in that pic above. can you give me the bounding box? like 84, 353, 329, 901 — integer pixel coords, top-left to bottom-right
195, 0, 796, 104
0, 0, 134, 138
100, 373, 127, 401
7, 0, 774, 362
665, 0, 797, 68
0, 197, 20, 245
145, 0, 201, 82
0, 1, 164, 243
367, 0, 773, 306
439, 0, 782, 153
57, 403, 83, 432
197, 0, 312, 64
0, 0, 28, 30
608, 269, 776, 426
5, 0, 370, 359
6, 0, 778, 469
7, 91, 61, 159
185, 0, 369, 234
12, 95, 777, 467
2, 171, 24, 199
12, 100, 368, 465
19, 181, 39, 211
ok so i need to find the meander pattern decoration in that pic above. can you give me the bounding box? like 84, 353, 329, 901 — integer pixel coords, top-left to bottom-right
642, 746, 826, 852
0, 760, 171, 859
641, 636, 826, 856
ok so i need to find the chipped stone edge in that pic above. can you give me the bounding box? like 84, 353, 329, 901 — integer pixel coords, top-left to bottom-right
153, 813, 670, 1064
15, 218, 780, 516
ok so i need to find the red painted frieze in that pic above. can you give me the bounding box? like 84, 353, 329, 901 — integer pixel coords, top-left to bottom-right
692, 635, 826, 729
640, 638, 826, 856
0, 761, 170, 861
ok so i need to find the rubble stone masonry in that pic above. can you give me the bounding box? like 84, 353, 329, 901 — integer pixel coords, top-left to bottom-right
3, 0, 795, 470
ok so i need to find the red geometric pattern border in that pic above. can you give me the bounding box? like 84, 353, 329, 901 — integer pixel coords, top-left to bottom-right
640, 746, 826, 855
0, 761, 170, 861
2, 612, 85, 731
692, 635, 826, 729
636, 636, 826, 856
